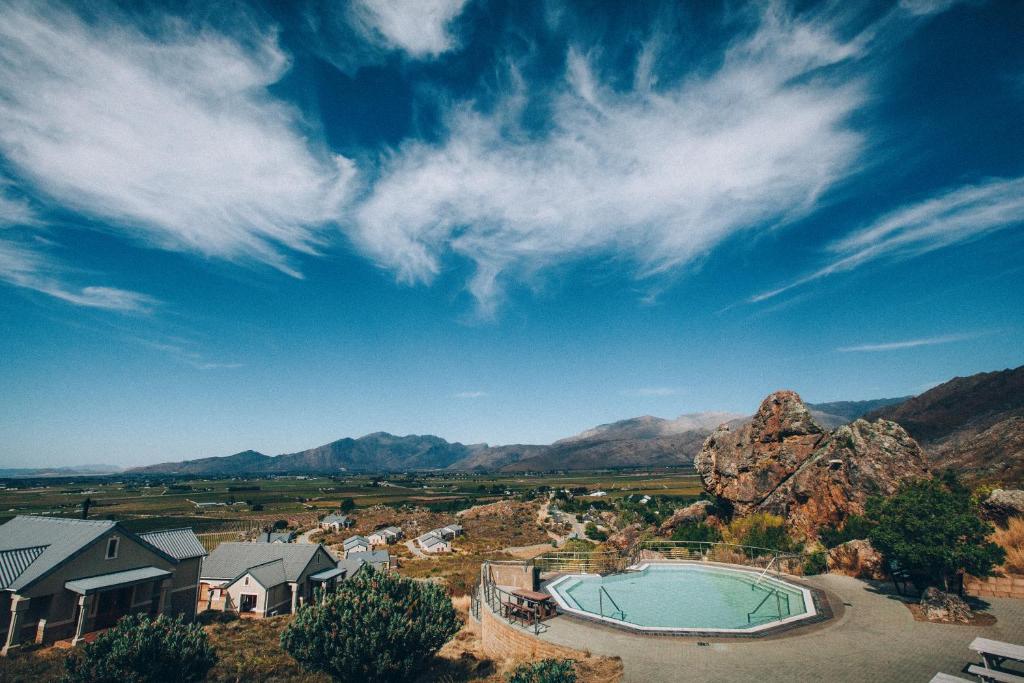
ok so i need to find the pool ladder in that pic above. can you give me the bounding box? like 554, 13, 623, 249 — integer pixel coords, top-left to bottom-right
747, 586, 790, 624
598, 586, 626, 621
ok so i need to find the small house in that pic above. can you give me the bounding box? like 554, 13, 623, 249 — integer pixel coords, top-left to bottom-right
344, 550, 391, 572
417, 532, 451, 554
342, 535, 370, 554
319, 514, 353, 532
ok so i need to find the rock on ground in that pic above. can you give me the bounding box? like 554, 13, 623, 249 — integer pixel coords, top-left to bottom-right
981, 488, 1024, 523
920, 587, 973, 623
658, 500, 712, 535
827, 539, 887, 580
695, 390, 930, 538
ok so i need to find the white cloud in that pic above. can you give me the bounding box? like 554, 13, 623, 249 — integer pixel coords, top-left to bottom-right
837, 332, 984, 352
0, 238, 155, 312
353, 7, 865, 316
752, 176, 1024, 302
0, 3, 354, 278
348, 0, 469, 58
452, 390, 488, 399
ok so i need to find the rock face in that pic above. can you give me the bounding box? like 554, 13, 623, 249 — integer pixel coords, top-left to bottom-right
695, 390, 930, 538
920, 587, 972, 623
658, 500, 713, 535
981, 489, 1024, 523
827, 540, 886, 580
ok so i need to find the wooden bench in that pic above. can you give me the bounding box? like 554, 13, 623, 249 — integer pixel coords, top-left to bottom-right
971, 638, 1024, 669
929, 673, 972, 683
967, 665, 1024, 683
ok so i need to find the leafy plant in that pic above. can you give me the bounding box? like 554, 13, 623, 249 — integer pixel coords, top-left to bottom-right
802, 550, 828, 575
584, 522, 607, 542
819, 514, 875, 549
991, 517, 1024, 573
62, 614, 215, 683
725, 513, 799, 554
280, 567, 460, 682
670, 520, 722, 543
507, 659, 577, 683
867, 477, 1005, 591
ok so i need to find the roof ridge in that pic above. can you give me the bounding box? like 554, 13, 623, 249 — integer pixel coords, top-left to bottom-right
16, 515, 114, 526
140, 527, 196, 535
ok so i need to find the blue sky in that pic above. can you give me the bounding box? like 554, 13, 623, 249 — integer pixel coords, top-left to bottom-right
0, 0, 1022, 467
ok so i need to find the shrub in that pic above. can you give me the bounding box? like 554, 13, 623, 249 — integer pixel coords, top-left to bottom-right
725, 513, 799, 555
819, 514, 875, 549
584, 522, 607, 542
272, 519, 289, 530
867, 477, 1005, 591
280, 567, 460, 682
507, 659, 577, 683
802, 550, 828, 575
991, 516, 1024, 573
62, 614, 215, 683
670, 520, 722, 544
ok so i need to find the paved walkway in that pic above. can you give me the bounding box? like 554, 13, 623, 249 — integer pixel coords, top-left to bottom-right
534, 575, 1024, 682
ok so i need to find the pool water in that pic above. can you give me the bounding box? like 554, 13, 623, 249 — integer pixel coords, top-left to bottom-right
547, 563, 812, 632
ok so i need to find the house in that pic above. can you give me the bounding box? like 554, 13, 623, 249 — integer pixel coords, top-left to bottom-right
319, 514, 353, 532
0, 516, 204, 655
366, 526, 403, 546
342, 535, 370, 554
198, 543, 338, 618
256, 530, 295, 544
344, 550, 391, 572
432, 525, 461, 541
442, 524, 463, 537
417, 532, 451, 554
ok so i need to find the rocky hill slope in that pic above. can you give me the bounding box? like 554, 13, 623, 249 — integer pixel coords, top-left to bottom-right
867, 365, 1024, 482
695, 390, 930, 537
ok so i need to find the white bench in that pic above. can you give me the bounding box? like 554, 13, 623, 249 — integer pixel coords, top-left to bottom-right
971, 638, 1024, 670
930, 673, 972, 682
967, 664, 1024, 683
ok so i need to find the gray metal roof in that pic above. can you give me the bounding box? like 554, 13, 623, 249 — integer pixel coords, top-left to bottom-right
139, 528, 206, 560
336, 557, 366, 578
66, 566, 172, 595
309, 566, 345, 581
342, 535, 369, 549
0, 516, 117, 591
200, 542, 328, 583
321, 514, 350, 524
345, 550, 389, 565
235, 559, 288, 589
0, 545, 47, 589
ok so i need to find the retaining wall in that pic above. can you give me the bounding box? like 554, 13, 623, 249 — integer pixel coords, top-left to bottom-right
964, 572, 1024, 599
480, 605, 590, 660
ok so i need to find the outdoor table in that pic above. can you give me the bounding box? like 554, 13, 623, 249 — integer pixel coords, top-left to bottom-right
511, 589, 557, 620
970, 637, 1024, 670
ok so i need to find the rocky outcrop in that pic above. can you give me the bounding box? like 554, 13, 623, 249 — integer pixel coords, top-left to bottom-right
604, 523, 643, 552
920, 587, 972, 623
981, 489, 1024, 523
695, 391, 929, 538
658, 500, 712, 534
827, 539, 886, 580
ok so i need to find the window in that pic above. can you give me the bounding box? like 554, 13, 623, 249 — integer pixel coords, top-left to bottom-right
105, 537, 119, 559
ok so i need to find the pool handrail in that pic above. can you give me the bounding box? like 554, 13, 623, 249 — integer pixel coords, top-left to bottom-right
598, 585, 626, 621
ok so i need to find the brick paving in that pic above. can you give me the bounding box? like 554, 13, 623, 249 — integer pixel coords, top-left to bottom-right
534, 574, 1024, 682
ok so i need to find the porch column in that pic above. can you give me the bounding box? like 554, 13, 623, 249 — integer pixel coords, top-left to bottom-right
1, 594, 29, 656
156, 579, 172, 616
289, 582, 299, 613
71, 595, 94, 646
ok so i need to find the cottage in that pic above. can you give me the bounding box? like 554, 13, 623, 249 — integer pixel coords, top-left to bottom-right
442, 524, 463, 537
342, 535, 371, 554
319, 514, 353, 532
366, 526, 403, 546
417, 532, 451, 554
198, 543, 338, 618
256, 530, 296, 544
0, 516, 204, 655
344, 550, 391, 572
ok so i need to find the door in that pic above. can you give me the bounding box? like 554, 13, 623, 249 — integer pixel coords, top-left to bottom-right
94, 587, 133, 629
239, 594, 257, 613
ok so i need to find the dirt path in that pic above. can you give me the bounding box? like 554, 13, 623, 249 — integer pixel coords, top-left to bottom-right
296, 527, 320, 544
405, 539, 429, 559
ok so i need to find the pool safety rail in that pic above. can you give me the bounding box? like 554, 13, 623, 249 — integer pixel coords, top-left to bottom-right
599, 585, 625, 621
747, 584, 792, 624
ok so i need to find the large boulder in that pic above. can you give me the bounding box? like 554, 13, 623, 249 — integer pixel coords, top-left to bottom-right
920, 587, 972, 623
980, 489, 1024, 523
658, 500, 713, 534
696, 391, 930, 538
826, 539, 886, 580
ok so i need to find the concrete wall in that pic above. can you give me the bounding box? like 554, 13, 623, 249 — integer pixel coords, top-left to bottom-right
964, 572, 1024, 599
167, 557, 201, 620
479, 604, 589, 661
487, 564, 536, 591
223, 573, 268, 615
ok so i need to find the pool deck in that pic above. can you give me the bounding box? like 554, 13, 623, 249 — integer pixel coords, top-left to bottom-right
532, 574, 1024, 682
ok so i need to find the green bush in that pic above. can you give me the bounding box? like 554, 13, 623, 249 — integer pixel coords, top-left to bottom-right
62, 614, 215, 683
584, 522, 607, 542
867, 477, 1005, 591
280, 567, 461, 682
670, 520, 722, 543
802, 550, 828, 575
819, 514, 875, 549
507, 658, 577, 683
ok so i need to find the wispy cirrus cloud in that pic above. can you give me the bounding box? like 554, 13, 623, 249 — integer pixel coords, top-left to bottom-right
135, 337, 242, 370
347, 0, 470, 58
0, 2, 354, 279
837, 332, 986, 353
452, 390, 488, 399
353, 6, 867, 316
752, 176, 1024, 303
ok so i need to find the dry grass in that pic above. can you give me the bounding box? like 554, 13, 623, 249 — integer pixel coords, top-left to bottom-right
992, 517, 1024, 573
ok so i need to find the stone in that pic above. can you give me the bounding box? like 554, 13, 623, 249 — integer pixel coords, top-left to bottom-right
695, 390, 930, 538
919, 587, 973, 623
826, 539, 886, 580
981, 489, 1024, 523
658, 500, 713, 534
604, 523, 643, 552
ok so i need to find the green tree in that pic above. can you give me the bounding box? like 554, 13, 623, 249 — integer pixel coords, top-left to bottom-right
819, 514, 875, 549
340, 497, 356, 513
62, 614, 215, 683
508, 658, 577, 683
867, 477, 1005, 591
281, 568, 460, 682
670, 520, 722, 544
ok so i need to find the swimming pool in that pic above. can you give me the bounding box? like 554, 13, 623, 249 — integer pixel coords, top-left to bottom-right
545, 562, 816, 633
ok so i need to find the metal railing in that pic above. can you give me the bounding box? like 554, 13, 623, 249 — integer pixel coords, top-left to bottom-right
598, 585, 625, 621
478, 563, 546, 635
747, 585, 790, 624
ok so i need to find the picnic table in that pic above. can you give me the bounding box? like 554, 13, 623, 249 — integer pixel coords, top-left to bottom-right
969, 638, 1024, 683
511, 589, 558, 620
